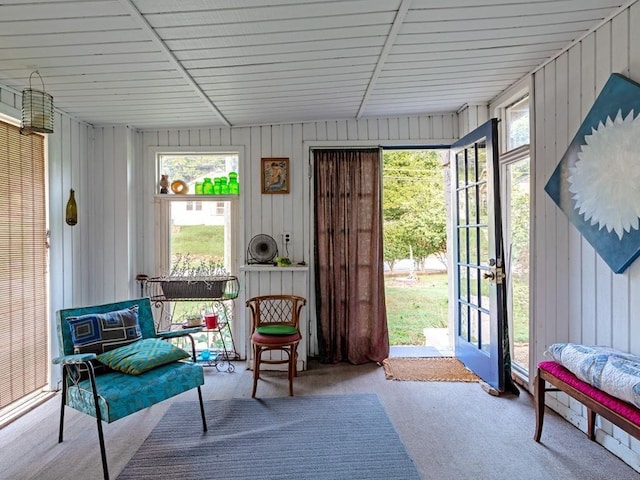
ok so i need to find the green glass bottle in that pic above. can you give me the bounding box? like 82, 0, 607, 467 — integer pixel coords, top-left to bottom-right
228, 172, 239, 195
65, 189, 78, 226
220, 176, 229, 194
202, 177, 214, 195
195, 181, 204, 195
213, 177, 221, 195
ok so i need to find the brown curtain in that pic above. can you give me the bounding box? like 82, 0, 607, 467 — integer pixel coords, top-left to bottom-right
314, 148, 389, 364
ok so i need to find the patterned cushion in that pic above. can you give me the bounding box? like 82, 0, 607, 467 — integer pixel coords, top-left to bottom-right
67, 361, 204, 423
546, 343, 640, 404
68, 305, 141, 355
97, 338, 190, 375
599, 357, 640, 408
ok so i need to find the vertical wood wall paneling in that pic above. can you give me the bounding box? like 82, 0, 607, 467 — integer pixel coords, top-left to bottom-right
611, 9, 631, 356
554, 52, 570, 348
302, 121, 319, 356
579, 32, 598, 347
594, 23, 614, 350
532, 67, 547, 369
628, 5, 640, 407
543, 62, 559, 368
532, 5, 640, 468
549, 52, 583, 416
567, 45, 584, 349
89, 128, 104, 304
102, 127, 117, 301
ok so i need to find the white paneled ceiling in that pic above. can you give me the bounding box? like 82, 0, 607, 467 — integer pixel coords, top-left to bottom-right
0, 0, 628, 129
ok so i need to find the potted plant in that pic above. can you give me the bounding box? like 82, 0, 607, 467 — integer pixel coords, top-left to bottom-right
159, 254, 238, 299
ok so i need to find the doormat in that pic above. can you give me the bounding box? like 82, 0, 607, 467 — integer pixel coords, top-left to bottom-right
382, 357, 480, 382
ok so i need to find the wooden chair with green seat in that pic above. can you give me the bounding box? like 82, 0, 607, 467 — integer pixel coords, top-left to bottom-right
246, 295, 306, 397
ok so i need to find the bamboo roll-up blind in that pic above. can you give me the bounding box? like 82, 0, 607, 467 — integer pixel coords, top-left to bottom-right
0, 120, 48, 409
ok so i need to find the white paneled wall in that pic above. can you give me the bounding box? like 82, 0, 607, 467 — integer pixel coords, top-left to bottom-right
133, 114, 458, 362
532, 3, 640, 468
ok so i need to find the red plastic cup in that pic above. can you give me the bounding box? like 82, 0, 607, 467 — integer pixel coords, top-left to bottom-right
205, 314, 218, 329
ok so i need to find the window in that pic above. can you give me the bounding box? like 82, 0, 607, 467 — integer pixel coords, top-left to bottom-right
0, 120, 48, 419
156, 153, 239, 275
505, 96, 530, 151
153, 152, 240, 337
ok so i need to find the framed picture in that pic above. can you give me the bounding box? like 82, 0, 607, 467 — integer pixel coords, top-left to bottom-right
261, 157, 290, 194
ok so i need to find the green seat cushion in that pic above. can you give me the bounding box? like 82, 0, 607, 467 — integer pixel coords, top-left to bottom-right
256, 325, 298, 335
97, 338, 190, 375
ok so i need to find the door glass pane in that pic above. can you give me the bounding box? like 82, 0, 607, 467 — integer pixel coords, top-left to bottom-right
457, 152, 466, 187
467, 146, 477, 183
469, 267, 479, 302
459, 265, 468, 301
477, 140, 487, 178
479, 226, 489, 267
470, 307, 479, 346
480, 311, 491, 352
467, 187, 477, 225
468, 227, 478, 266
479, 182, 488, 225
460, 304, 469, 340
480, 269, 490, 307
458, 189, 467, 225
458, 228, 468, 264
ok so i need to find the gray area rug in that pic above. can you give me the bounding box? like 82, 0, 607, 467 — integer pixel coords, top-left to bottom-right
117, 393, 421, 480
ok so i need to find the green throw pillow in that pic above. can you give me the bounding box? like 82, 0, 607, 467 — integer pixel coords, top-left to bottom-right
97, 338, 190, 375
256, 325, 298, 335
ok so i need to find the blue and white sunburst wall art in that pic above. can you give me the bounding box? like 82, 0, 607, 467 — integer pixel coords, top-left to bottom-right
545, 73, 640, 274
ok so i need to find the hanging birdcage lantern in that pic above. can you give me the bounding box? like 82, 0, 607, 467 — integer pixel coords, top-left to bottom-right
21, 71, 54, 134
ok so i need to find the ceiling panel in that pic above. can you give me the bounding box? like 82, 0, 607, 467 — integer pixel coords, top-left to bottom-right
0, 0, 627, 129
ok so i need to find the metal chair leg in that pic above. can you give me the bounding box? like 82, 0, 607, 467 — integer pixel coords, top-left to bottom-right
197, 386, 208, 432
58, 368, 68, 443
87, 363, 109, 480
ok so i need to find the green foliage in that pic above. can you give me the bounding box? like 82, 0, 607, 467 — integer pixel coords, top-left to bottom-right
383, 150, 447, 268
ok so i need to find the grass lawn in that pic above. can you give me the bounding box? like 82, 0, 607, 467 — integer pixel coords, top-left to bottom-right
385, 272, 448, 345
171, 224, 224, 261
385, 271, 529, 347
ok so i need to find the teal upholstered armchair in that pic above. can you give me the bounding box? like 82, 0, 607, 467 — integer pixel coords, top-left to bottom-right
54, 297, 207, 480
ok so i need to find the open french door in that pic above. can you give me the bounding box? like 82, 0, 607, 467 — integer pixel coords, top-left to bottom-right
451, 119, 509, 392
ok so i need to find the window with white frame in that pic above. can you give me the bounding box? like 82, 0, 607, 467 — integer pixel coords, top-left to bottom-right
155, 152, 240, 276
505, 96, 530, 151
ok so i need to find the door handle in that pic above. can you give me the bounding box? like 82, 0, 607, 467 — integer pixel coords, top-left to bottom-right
483, 271, 495, 280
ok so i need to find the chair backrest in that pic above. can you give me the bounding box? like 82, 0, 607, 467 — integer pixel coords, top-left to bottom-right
246, 295, 306, 332
56, 297, 156, 356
